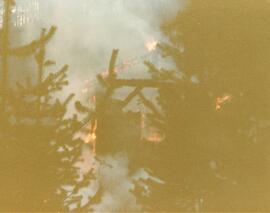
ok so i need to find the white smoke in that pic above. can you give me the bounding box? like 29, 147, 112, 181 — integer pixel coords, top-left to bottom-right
19, 0, 184, 99
12, 0, 185, 211
92, 153, 140, 212
74, 152, 165, 212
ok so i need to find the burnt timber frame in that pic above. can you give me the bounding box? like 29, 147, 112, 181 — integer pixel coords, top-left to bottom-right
97, 49, 168, 120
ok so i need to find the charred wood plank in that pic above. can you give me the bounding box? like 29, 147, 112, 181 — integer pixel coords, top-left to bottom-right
111, 79, 174, 88
107, 49, 119, 81
120, 87, 142, 109
138, 92, 164, 120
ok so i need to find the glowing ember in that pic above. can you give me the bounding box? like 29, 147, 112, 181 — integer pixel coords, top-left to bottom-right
90, 119, 98, 137
83, 131, 92, 144
91, 133, 97, 141
89, 119, 97, 154
146, 128, 164, 143
92, 95, 96, 104
215, 94, 232, 110
145, 39, 158, 52
140, 112, 164, 143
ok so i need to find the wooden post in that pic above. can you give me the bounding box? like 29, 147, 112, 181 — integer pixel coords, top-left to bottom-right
1, 0, 13, 93
107, 49, 119, 82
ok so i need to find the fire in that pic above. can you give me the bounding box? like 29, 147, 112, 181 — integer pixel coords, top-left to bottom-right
89, 119, 97, 154
140, 112, 164, 143
77, 95, 97, 153
215, 94, 232, 110
90, 119, 98, 137
101, 58, 139, 77
145, 39, 158, 52
92, 95, 97, 109
92, 95, 96, 104
81, 118, 97, 155
146, 128, 164, 143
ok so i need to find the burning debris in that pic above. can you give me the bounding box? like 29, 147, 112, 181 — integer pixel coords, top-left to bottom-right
78, 49, 167, 157
80, 37, 160, 99
145, 127, 164, 143
89, 118, 97, 152
215, 94, 232, 110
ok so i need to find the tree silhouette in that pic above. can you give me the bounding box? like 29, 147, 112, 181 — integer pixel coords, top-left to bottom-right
142, 0, 270, 211
0, 0, 89, 211
76, 49, 170, 211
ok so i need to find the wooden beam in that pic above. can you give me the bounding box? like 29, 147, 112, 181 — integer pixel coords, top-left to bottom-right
120, 87, 142, 109
107, 49, 119, 81
138, 92, 164, 120
111, 79, 174, 88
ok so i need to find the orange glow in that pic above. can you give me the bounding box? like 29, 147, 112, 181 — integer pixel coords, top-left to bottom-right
83, 131, 92, 144
79, 118, 97, 156
101, 58, 138, 77
92, 95, 96, 104
145, 39, 158, 52
140, 112, 164, 143
91, 119, 98, 135
91, 132, 97, 141
146, 130, 164, 143
90, 119, 97, 154
215, 94, 232, 110
92, 95, 97, 109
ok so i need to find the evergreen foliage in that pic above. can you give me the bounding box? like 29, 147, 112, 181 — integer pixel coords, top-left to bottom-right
142, 0, 270, 211
0, 0, 88, 211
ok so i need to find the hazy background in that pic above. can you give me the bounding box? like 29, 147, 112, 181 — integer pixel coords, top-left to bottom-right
9, 1, 185, 210
18, 0, 185, 102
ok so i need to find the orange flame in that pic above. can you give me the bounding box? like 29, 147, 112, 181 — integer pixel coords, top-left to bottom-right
146, 128, 164, 143
90, 119, 97, 154
145, 39, 158, 52
92, 95, 97, 108
82, 118, 97, 156
215, 95, 232, 110
91, 119, 98, 136
140, 112, 164, 143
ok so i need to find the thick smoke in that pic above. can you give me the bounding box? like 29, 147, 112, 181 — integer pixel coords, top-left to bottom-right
16, 0, 185, 211
22, 0, 184, 100
73, 151, 165, 211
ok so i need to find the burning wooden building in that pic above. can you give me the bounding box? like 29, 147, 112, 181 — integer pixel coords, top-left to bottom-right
78, 49, 168, 169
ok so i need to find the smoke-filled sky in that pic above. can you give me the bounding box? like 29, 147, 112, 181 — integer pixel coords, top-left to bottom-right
11, 1, 185, 210
19, 0, 185, 100
30, 1, 184, 210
